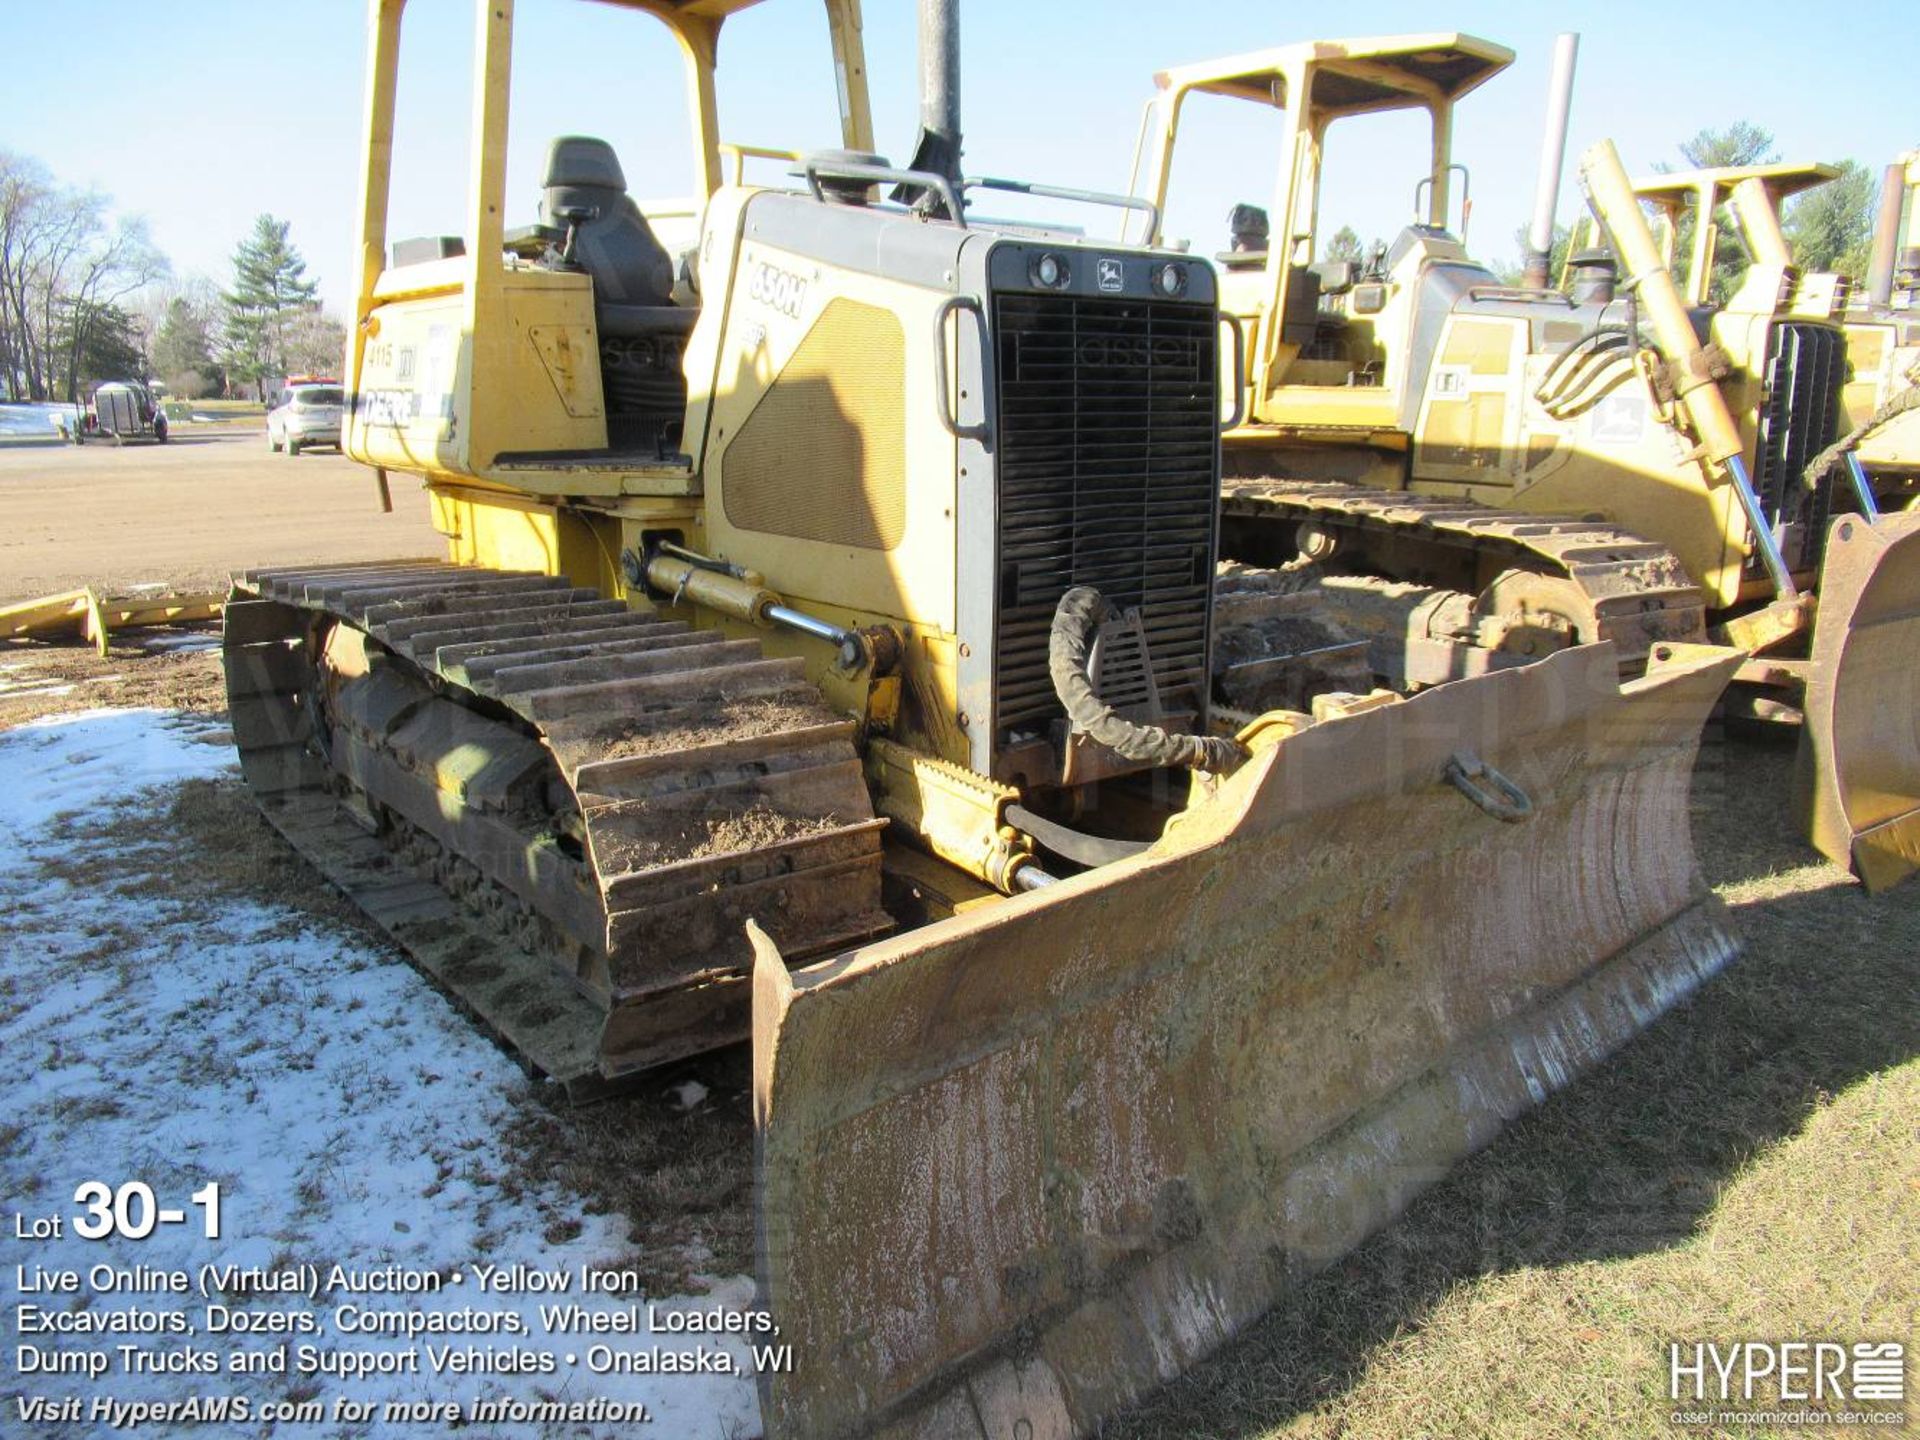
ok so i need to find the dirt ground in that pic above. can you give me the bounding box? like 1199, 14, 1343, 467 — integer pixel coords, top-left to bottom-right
1, 638, 1911, 1437
0, 429, 441, 602
0, 635, 758, 1296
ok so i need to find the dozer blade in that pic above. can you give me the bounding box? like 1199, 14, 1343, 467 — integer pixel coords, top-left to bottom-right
752, 641, 1741, 1440
1800, 509, 1920, 890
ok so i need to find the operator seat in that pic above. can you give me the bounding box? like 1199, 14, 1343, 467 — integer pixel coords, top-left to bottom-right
540, 136, 680, 335
538, 136, 691, 455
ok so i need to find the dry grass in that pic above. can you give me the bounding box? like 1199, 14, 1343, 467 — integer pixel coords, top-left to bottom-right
9, 642, 1913, 1403
1107, 728, 1919, 1440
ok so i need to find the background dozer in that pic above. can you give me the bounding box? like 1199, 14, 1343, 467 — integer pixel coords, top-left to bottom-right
1127, 33, 1920, 889
222, 4, 1739, 1436
1621, 155, 1920, 506
1850, 149, 1920, 488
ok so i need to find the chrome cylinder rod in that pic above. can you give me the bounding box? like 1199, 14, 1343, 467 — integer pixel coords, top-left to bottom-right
1725, 454, 1798, 598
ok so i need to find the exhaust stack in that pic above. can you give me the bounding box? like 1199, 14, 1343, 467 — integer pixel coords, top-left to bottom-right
1522, 33, 1580, 289
906, 0, 963, 193
1866, 159, 1906, 308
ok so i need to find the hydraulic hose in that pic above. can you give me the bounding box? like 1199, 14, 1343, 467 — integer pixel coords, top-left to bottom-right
1534, 322, 1634, 397
1538, 336, 1637, 419
1048, 586, 1245, 775
1803, 385, 1920, 495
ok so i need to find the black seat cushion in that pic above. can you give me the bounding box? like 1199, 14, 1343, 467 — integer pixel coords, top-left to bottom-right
1281, 266, 1322, 347
541, 136, 676, 310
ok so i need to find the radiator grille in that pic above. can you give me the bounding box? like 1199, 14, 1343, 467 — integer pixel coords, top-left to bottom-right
990, 292, 1217, 748
1750, 321, 1845, 574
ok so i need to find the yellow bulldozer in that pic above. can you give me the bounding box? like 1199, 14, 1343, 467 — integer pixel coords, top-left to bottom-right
224, 4, 1744, 1437
1621, 155, 1920, 505
1128, 32, 1920, 890
1851, 149, 1920, 485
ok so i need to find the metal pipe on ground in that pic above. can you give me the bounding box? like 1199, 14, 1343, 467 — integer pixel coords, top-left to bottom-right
1522, 33, 1579, 289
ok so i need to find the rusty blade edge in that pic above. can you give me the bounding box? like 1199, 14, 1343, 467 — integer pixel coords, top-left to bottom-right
1799, 510, 1920, 889
752, 641, 1742, 1440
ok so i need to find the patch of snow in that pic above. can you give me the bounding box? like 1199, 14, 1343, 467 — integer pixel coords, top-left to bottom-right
137, 631, 224, 654
0, 709, 226, 829
671, 1080, 711, 1111
0, 710, 764, 1439
0, 401, 81, 434
0, 681, 76, 700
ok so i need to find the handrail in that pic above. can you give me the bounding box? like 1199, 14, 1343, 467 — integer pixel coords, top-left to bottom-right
1414, 163, 1473, 239
965, 176, 1159, 241
1220, 313, 1248, 430
932, 295, 992, 445
719, 143, 802, 187
802, 156, 964, 223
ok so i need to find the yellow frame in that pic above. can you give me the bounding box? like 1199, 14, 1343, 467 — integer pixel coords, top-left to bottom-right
1626, 163, 1840, 307
1133, 34, 1512, 402
346, 0, 874, 482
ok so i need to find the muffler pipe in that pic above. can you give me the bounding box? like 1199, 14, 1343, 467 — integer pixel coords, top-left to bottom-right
901, 0, 963, 203
1522, 33, 1579, 289
1867, 159, 1906, 308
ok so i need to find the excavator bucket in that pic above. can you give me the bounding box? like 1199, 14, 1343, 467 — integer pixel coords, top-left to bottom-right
753, 641, 1742, 1440
1800, 510, 1920, 890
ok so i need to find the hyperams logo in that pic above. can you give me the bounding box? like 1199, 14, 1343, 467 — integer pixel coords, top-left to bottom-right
1668, 1341, 1906, 1428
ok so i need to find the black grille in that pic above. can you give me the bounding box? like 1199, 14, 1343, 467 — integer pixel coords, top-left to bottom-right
990, 292, 1218, 749
1751, 321, 1845, 574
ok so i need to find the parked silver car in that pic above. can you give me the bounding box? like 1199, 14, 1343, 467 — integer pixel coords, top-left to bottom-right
267, 381, 344, 455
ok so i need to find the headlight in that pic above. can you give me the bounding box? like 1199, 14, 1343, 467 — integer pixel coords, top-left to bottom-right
1031, 252, 1070, 289
1154, 261, 1188, 297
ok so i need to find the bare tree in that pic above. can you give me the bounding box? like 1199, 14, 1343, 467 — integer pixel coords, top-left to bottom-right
0, 150, 168, 402
282, 306, 349, 377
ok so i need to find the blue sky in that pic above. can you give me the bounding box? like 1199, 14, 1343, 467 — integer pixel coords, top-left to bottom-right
4, 0, 1914, 307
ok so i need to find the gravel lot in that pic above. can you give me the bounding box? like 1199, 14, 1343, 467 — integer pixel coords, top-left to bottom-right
0, 429, 441, 602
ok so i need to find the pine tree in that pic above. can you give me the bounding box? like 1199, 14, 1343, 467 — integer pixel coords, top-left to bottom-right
223, 214, 318, 399
1784, 162, 1879, 284
58, 299, 144, 391
1656, 124, 1779, 304
153, 296, 219, 397
1325, 226, 1364, 263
